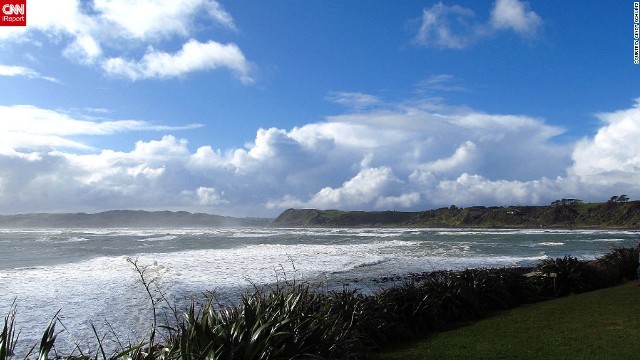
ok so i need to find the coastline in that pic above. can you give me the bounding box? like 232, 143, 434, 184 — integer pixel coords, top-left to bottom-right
271, 203, 640, 229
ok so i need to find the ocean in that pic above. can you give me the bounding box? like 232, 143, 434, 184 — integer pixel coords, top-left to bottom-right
1, 227, 637, 355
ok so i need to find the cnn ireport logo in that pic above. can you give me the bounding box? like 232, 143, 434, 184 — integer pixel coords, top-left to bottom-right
1, 0, 26, 26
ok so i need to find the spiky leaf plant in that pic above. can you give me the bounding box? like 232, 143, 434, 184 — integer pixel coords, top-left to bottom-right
170, 282, 362, 359
36, 312, 59, 360
0, 303, 18, 360
537, 256, 587, 296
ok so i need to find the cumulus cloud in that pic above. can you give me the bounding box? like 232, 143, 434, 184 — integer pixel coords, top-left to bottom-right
268, 167, 413, 210
414, 0, 542, 49
195, 187, 229, 205
0, 0, 250, 82
490, 0, 542, 36
103, 39, 252, 82
1, 98, 640, 216
63, 34, 103, 64
414, 141, 479, 175
433, 174, 577, 207
570, 98, 640, 186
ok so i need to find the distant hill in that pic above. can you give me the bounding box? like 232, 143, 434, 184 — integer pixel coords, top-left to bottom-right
271, 202, 640, 228
0, 210, 272, 228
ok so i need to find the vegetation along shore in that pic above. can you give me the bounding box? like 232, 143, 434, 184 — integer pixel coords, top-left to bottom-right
2, 246, 639, 359
272, 198, 640, 228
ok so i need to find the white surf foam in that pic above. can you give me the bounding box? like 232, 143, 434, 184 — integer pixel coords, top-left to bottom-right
139, 235, 178, 242
3, 226, 637, 356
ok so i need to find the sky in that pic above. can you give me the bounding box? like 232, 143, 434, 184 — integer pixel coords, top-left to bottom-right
0, 0, 639, 217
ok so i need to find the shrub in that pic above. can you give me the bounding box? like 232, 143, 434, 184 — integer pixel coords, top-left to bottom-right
170, 282, 362, 359
598, 247, 639, 282
491, 267, 538, 305
536, 256, 588, 296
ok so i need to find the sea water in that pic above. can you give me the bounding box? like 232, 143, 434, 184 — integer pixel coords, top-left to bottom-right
0, 227, 637, 354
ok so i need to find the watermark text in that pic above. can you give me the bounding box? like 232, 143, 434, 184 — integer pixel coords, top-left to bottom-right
0, 0, 26, 26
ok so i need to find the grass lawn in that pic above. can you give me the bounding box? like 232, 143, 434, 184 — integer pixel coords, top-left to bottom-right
370, 281, 640, 360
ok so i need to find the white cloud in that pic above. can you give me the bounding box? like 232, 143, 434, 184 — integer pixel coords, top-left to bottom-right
21, 0, 95, 36
93, 0, 236, 39
2, 99, 640, 216
0, 105, 202, 152
0, 65, 59, 82
306, 167, 400, 209
189, 186, 229, 205
433, 173, 575, 207
430, 141, 478, 173
133, 135, 190, 157
63, 34, 103, 64
417, 74, 466, 92
414, 0, 542, 49
267, 167, 415, 210
326, 92, 383, 110
0, 25, 25, 41
205, 1, 237, 31
490, 0, 542, 36
103, 39, 252, 82
414, 2, 477, 49
570, 98, 640, 186
376, 192, 422, 209
0, 0, 249, 82
414, 141, 479, 175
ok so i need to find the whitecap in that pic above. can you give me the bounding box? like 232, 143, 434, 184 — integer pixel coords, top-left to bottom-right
138, 235, 177, 242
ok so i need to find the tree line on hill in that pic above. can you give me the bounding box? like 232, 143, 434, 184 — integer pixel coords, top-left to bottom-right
272, 195, 640, 228
550, 194, 631, 207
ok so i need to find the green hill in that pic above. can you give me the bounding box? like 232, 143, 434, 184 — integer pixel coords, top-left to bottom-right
271, 201, 640, 228
0, 210, 272, 228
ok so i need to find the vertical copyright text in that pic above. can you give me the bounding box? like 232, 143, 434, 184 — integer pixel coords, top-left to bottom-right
635, 2, 639, 64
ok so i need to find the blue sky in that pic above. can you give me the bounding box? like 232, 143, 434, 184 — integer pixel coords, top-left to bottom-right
0, 0, 639, 217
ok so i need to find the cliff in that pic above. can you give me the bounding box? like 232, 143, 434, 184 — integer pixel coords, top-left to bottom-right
271, 202, 640, 228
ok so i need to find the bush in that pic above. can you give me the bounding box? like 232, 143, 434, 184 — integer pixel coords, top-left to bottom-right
598, 247, 639, 282
171, 282, 362, 359
536, 256, 590, 296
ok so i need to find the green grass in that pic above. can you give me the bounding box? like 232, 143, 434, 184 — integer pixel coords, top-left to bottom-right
370, 281, 640, 360
573, 202, 604, 215
320, 209, 349, 220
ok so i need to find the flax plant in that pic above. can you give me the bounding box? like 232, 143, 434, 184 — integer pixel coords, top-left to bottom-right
0, 303, 18, 360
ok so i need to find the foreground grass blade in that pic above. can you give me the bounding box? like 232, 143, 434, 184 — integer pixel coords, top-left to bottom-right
37, 311, 60, 360
0, 303, 18, 360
